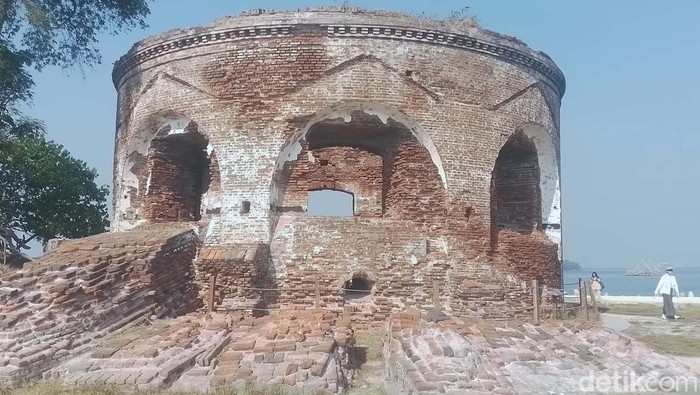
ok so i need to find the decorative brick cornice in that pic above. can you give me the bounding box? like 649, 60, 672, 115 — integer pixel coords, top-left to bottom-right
112, 23, 566, 96
324, 25, 565, 97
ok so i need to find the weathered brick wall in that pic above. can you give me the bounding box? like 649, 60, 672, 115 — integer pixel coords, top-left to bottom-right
195, 245, 273, 312
385, 140, 446, 218
281, 145, 383, 216
269, 215, 552, 325
492, 131, 541, 234
109, 8, 565, 322
143, 134, 208, 222
0, 228, 200, 382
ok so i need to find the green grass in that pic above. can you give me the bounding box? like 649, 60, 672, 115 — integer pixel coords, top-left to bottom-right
353, 331, 384, 362
597, 303, 700, 357
599, 303, 700, 320
344, 331, 388, 395
624, 330, 700, 357
557, 301, 598, 321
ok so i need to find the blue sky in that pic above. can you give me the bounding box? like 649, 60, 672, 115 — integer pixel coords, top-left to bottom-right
22, 0, 700, 268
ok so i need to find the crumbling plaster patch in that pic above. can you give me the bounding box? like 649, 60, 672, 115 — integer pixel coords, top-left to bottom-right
519, 123, 561, 253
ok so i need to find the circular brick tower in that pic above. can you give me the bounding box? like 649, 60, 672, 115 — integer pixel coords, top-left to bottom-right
112, 7, 565, 322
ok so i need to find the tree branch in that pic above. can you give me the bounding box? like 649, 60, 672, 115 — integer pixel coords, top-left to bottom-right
16, 232, 36, 249
0, 0, 16, 36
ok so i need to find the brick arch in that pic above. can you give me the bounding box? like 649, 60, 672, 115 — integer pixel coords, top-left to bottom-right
272, 102, 445, 184
115, 112, 222, 227
490, 123, 561, 254
517, 123, 561, 243
491, 130, 541, 236
270, 103, 447, 226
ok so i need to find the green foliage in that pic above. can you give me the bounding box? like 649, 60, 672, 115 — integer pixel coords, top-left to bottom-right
0, 39, 44, 139
0, 0, 152, 251
0, 136, 109, 243
0, 0, 151, 137
563, 260, 582, 271
0, 0, 151, 70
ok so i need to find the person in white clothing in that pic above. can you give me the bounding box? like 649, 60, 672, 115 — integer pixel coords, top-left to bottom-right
654, 267, 680, 320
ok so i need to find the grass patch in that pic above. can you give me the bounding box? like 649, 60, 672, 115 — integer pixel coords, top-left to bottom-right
560, 302, 582, 320
344, 330, 388, 395
624, 332, 700, 357
0, 382, 328, 395
599, 303, 700, 320
598, 303, 700, 357
353, 330, 384, 361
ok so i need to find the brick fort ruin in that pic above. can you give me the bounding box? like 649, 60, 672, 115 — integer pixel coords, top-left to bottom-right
111, 7, 564, 321
1, 8, 593, 391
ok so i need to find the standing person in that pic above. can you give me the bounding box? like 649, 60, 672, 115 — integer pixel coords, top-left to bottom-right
590, 272, 604, 300
654, 267, 680, 320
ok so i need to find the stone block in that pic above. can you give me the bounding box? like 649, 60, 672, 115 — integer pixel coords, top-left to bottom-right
273, 341, 297, 352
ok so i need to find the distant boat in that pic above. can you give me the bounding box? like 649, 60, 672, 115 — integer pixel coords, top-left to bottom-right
624, 259, 664, 276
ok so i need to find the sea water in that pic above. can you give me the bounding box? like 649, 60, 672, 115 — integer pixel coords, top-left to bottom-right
563, 268, 700, 297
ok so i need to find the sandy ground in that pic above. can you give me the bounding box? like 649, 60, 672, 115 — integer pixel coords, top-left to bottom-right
601, 312, 700, 376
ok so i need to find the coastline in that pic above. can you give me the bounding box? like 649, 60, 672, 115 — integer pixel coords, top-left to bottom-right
565, 295, 700, 304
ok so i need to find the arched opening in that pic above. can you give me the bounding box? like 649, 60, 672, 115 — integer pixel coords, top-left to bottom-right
142, 121, 211, 222
491, 131, 542, 236
272, 107, 446, 221
342, 276, 374, 300
308, 189, 354, 217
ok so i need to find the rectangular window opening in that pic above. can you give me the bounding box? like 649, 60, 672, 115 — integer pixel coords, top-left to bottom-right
307, 189, 354, 217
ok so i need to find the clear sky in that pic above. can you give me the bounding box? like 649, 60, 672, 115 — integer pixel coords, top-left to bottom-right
22, 0, 700, 268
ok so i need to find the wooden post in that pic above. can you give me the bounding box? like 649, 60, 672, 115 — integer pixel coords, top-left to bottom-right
582, 281, 590, 321
207, 273, 217, 312
578, 278, 584, 308
432, 280, 440, 311
532, 279, 540, 325
314, 279, 320, 310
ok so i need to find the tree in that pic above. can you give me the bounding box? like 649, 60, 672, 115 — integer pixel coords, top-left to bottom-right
0, 0, 151, 266
0, 0, 151, 137
0, 39, 43, 139
0, 0, 150, 69
563, 260, 582, 271
0, 136, 109, 252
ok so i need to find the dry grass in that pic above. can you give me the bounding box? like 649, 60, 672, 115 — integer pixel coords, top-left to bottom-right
0, 382, 328, 395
